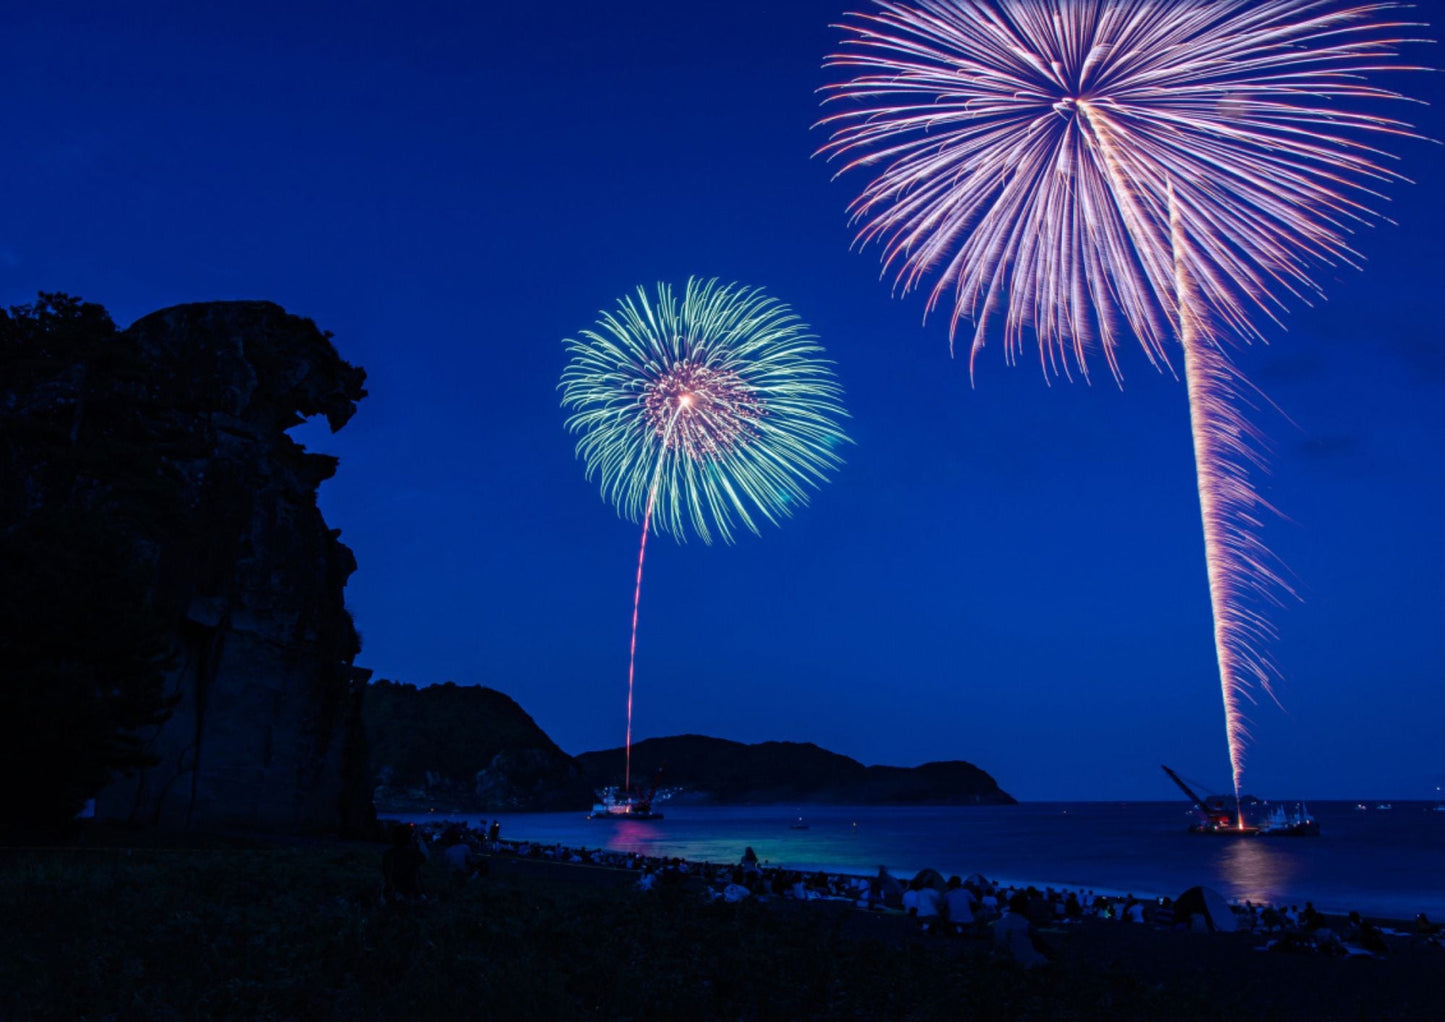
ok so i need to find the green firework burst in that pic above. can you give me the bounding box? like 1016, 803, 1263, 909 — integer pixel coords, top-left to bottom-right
561, 277, 849, 544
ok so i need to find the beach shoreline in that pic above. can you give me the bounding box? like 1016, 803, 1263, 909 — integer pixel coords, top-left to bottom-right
387, 799, 1445, 925
5, 823, 1443, 1020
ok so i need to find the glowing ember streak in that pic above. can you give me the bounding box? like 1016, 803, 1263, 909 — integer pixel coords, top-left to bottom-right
1171, 187, 1288, 813
624, 406, 683, 793
819, 1, 1425, 795
562, 278, 850, 794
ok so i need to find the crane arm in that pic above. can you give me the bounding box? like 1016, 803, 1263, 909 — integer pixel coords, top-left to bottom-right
1161, 765, 1210, 815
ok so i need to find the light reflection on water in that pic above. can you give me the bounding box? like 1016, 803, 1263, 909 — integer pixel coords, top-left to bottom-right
1212, 838, 1297, 907
395, 801, 1445, 920
604, 819, 666, 853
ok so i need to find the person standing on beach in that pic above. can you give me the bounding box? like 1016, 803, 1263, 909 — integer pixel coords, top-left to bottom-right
382, 823, 426, 902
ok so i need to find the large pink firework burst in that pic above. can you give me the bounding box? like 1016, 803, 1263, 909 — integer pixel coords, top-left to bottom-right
819, 0, 1427, 803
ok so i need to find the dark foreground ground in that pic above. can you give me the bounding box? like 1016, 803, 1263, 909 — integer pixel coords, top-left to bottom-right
2, 832, 1441, 1021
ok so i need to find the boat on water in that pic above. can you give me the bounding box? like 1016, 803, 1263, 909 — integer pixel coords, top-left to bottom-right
588, 766, 666, 821
1161, 765, 1320, 836
588, 793, 664, 820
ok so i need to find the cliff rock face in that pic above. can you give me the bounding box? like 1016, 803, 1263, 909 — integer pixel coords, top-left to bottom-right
576, 735, 1016, 805
365, 681, 595, 812
79, 301, 372, 833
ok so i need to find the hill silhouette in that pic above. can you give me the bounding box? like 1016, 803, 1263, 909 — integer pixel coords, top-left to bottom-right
577, 734, 1014, 805
365, 686, 1015, 810
365, 680, 593, 812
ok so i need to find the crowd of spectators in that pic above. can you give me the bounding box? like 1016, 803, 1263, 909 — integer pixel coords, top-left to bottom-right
388, 819, 1440, 964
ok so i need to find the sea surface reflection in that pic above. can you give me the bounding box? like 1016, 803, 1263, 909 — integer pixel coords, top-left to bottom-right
394, 801, 1445, 920
1212, 838, 1297, 907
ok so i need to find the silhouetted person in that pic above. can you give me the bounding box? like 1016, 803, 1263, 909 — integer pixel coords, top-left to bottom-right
440, 828, 485, 882
487, 819, 501, 847
944, 876, 977, 935
1356, 915, 1388, 954
1301, 901, 1322, 931
914, 878, 944, 931
995, 892, 1047, 968
876, 866, 904, 910
382, 823, 425, 901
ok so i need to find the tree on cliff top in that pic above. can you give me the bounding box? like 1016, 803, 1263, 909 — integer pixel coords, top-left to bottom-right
0, 294, 177, 833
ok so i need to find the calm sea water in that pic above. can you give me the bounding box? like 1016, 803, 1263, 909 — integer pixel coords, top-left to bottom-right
392, 801, 1445, 921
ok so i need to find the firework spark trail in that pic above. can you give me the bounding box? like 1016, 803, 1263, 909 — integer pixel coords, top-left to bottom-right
1169, 186, 1289, 813
623, 403, 685, 794
562, 279, 849, 795
1081, 100, 1290, 804
819, 0, 1425, 793
1082, 93, 1285, 803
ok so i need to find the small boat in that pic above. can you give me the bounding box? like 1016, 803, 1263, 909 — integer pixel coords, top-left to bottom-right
1258, 803, 1321, 836
588, 767, 666, 821
588, 795, 663, 820
1375, 803, 1393, 810
789, 817, 809, 830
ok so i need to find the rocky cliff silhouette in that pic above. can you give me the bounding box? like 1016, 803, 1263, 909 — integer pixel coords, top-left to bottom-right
2, 295, 372, 834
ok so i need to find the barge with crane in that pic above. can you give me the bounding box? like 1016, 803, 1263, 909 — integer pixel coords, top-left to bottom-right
1161, 765, 1319, 836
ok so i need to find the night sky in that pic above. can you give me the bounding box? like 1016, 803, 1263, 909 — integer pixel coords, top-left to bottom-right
5, 2, 1441, 800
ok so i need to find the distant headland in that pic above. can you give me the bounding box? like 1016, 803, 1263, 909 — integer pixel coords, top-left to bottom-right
365, 681, 1014, 812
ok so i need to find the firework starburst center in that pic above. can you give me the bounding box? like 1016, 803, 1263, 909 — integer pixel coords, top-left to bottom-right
642, 358, 763, 461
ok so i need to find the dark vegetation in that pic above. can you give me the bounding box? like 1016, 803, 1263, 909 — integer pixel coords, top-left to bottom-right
364, 680, 593, 811
0, 838, 1265, 1022
578, 734, 1016, 805
0, 295, 177, 832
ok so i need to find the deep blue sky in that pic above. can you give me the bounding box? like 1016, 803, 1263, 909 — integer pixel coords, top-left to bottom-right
5, 2, 1441, 799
